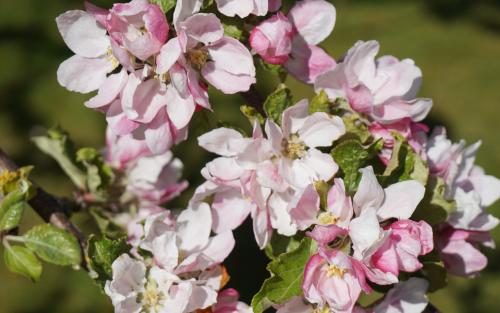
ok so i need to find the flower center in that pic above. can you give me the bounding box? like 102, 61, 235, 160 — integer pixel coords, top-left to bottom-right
325, 264, 347, 278
187, 47, 209, 71
140, 282, 165, 313
318, 212, 339, 225
282, 134, 306, 159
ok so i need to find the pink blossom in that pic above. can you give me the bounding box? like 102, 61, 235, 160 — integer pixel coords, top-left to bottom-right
371, 220, 433, 276
212, 289, 252, 313
195, 100, 345, 247
373, 278, 429, 313
249, 12, 294, 65
369, 119, 428, 164
303, 250, 363, 313
106, 0, 169, 60
284, 0, 337, 83
426, 127, 500, 232
437, 224, 495, 277
105, 127, 150, 169
126, 152, 188, 205
249, 0, 336, 82
56, 9, 119, 93
174, 13, 256, 94
315, 40, 432, 124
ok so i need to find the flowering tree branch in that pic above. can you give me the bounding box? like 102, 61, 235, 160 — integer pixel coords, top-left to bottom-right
0, 148, 87, 268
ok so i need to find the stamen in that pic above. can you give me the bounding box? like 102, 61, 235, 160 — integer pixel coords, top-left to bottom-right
325, 264, 347, 278
282, 134, 307, 159
186, 47, 209, 71
318, 212, 339, 225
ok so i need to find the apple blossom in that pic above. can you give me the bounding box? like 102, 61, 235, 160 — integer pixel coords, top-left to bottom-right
14, 1, 500, 312
106, 0, 169, 61
437, 224, 495, 277
373, 278, 429, 313
315, 40, 433, 124
56, 9, 119, 93
302, 250, 363, 313
249, 0, 337, 82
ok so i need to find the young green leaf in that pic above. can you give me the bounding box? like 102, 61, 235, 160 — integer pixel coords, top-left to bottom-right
309, 90, 330, 114
240, 105, 265, 125
150, 0, 176, 12
24, 224, 82, 266
252, 237, 317, 313
76, 147, 115, 199
4, 245, 42, 282
263, 84, 293, 124
0, 201, 29, 231
87, 235, 130, 286
331, 139, 379, 193
32, 127, 86, 190
223, 23, 244, 40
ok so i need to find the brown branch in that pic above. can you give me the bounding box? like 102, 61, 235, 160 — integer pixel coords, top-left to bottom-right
0, 148, 87, 269
240, 85, 266, 116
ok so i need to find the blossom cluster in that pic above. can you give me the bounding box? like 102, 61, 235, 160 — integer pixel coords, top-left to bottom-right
51, 0, 500, 313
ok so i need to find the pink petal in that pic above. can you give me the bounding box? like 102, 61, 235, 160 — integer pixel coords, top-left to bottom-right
85, 69, 128, 108
56, 10, 109, 58
285, 39, 336, 84
288, 0, 336, 45
57, 55, 113, 93
181, 13, 224, 45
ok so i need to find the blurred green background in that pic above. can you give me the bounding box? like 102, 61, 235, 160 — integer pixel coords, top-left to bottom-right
1, 0, 500, 312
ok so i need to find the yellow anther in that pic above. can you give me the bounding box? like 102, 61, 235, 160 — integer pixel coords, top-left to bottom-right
325, 264, 347, 278
187, 47, 209, 71
282, 134, 307, 159
317, 212, 339, 225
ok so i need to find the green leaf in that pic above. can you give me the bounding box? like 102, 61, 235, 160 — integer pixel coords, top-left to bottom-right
309, 90, 330, 114
87, 235, 130, 286
342, 113, 372, 144
264, 232, 303, 260
150, 0, 176, 12
4, 245, 42, 282
89, 207, 126, 239
331, 139, 379, 193
412, 176, 455, 225
223, 23, 243, 40
263, 84, 292, 124
240, 105, 265, 125
0, 201, 29, 231
76, 148, 115, 199
252, 237, 317, 313
410, 152, 429, 185
24, 224, 82, 266
32, 127, 86, 190
419, 262, 447, 293
0, 178, 33, 231
381, 133, 428, 186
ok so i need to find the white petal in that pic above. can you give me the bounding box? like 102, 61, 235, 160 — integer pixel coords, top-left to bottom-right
349, 207, 380, 257
56, 10, 109, 58
377, 180, 425, 220
353, 166, 384, 216
299, 112, 345, 148
287, 0, 336, 45
57, 55, 112, 93
176, 202, 212, 253
198, 128, 244, 156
